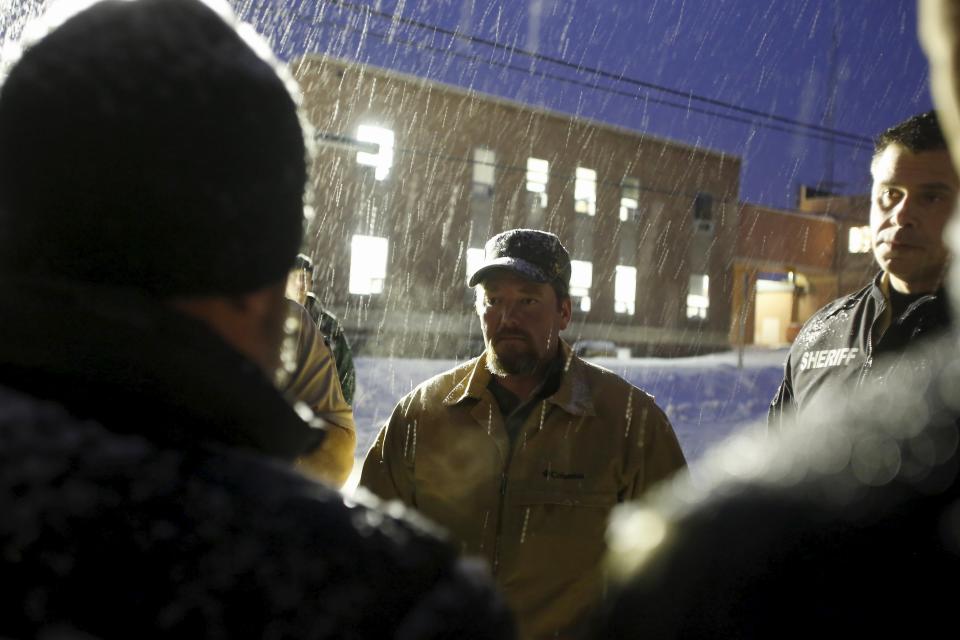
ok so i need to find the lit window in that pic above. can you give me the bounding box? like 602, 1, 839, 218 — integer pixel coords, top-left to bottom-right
686, 274, 709, 320
575, 167, 597, 216
356, 125, 394, 181
526, 157, 549, 207
465, 247, 485, 285
473, 148, 495, 188
848, 225, 871, 253
349, 235, 388, 294
620, 177, 640, 222
571, 259, 593, 312
614, 265, 636, 315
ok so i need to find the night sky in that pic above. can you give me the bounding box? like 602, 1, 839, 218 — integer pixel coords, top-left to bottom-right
0, 1, 932, 210
241, 0, 931, 210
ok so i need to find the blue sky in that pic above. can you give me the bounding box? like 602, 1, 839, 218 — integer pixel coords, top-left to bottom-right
243, 0, 931, 210
0, 1, 929, 209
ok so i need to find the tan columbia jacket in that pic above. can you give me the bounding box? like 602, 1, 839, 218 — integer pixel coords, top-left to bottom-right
360, 342, 686, 639
283, 301, 356, 487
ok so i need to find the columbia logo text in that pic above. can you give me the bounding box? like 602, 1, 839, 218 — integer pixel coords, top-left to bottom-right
799, 347, 859, 371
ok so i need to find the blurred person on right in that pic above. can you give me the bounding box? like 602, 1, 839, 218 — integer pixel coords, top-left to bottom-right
769, 110, 957, 429
597, 2, 960, 636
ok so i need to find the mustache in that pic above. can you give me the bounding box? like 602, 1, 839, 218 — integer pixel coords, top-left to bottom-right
877, 230, 921, 245
494, 330, 532, 342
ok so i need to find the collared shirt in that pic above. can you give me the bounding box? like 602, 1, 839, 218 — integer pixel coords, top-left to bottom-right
487, 356, 563, 442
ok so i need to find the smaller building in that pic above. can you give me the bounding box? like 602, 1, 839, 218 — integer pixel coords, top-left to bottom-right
731, 186, 875, 347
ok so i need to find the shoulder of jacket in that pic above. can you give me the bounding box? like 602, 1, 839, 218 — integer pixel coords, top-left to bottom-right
397, 357, 480, 408
791, 285, 868, 341
573, 356, 659, 407
811, 284, 871, 322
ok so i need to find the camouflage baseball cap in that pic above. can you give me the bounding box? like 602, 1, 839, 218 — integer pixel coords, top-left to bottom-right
468, 229, 572, 289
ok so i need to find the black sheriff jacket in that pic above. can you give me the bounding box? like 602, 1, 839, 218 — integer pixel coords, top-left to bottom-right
769, 272, 951, 428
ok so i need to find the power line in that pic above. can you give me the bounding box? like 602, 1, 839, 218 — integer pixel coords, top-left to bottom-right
306, 16, 871, 151
317, 0, 873, 146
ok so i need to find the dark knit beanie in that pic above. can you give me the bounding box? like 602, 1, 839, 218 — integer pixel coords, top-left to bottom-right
0, 0, 307, 296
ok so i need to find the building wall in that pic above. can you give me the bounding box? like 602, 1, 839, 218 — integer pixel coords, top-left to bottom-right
737, 204, 837, 271
295, 56, 741, 357
797, 189, 876, 296
731, 193, 875, 347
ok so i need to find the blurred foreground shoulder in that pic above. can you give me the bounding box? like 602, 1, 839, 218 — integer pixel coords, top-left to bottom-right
600, 334, 960, 638
0, 384, 515, 639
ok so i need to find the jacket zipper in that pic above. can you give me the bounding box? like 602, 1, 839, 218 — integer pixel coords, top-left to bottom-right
858, 295, 937, 387
857, 324, 874, 387
491, 449, 513, 576
490, 400, 539, 576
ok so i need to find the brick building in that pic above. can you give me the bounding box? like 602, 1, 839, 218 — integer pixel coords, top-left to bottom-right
730, 187, 875, 347
294, 56, 741, 357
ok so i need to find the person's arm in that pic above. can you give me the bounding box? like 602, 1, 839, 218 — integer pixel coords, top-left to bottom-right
626, 391, 687, 501
359, 394, 417, 505
767, 355, 796, 432
283, 302, 357, 487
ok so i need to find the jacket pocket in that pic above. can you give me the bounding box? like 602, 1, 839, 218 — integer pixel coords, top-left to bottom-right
508, 486, 618, 509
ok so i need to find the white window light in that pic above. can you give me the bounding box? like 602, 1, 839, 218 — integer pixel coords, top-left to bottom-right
575, 166, 597, 216
686, 273, 709, 320
620, 177, 640, 221
356, 124, 394, 181
526, 157, 549, 207
465, 247, 485, 285
614, 265, 637, 315
473, 148, 496, 187
349, 234, 388, 295
848, 225, 871, 254
571, 259, 593, 312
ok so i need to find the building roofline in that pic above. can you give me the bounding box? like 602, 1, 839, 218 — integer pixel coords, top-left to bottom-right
739, 202, 841, 225
293, 53, 741, 166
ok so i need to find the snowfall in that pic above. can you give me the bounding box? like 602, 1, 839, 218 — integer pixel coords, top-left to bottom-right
343, 346, 789, 493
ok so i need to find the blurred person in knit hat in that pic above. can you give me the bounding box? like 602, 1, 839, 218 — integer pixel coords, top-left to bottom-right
0, 1, 513, 637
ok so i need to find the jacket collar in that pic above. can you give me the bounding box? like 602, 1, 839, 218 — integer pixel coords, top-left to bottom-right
872, 270, 947, 306
442, 340, 596, 417
0, 276, 322, 461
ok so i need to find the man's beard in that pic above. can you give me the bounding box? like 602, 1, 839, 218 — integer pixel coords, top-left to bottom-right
485, 333, 542, 377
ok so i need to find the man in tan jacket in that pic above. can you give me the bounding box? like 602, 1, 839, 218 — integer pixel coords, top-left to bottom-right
283, 298, 357, 487
361, 229, 686, 639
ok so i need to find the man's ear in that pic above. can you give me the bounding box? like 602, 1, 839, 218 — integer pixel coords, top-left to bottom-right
171, 282, 288, 373
558, 296, 572, 331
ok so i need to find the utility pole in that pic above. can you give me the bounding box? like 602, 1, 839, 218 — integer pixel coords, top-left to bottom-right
821, 4, 842, 193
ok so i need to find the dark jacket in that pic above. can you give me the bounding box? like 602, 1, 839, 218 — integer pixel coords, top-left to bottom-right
601, 331, 960, 639
769, 272, 950, 428
0, 276, 514, 639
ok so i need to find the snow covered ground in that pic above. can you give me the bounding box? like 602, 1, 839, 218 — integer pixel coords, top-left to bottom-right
344, 346, 788, 493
